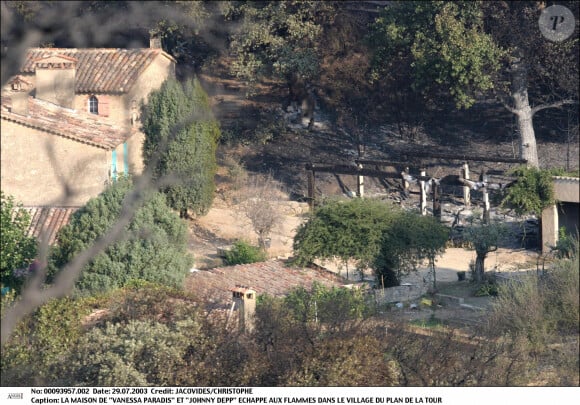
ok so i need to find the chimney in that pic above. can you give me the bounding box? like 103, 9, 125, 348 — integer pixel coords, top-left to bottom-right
8, 76, 32, 115
231, 286, 256, 333
34, 54, 77, 108
149, 32, 162, 49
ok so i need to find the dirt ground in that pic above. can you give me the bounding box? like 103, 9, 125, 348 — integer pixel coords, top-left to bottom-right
189, 184, 539, 273
187, 188, 541, 329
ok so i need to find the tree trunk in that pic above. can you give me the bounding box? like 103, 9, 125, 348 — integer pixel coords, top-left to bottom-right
474, 252, 486, 283
430, 258, 437, 292
510, 50, 539, 168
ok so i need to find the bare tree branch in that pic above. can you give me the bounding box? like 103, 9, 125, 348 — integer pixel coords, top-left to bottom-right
531, 99, 578, 116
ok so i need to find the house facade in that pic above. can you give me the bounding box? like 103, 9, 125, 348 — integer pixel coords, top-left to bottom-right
1, 42, 176, 206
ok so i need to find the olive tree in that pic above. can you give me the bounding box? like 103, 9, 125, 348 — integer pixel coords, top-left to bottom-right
463, 219, 510, 283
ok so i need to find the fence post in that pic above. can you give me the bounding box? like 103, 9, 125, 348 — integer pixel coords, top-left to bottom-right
462, 162, 470, 207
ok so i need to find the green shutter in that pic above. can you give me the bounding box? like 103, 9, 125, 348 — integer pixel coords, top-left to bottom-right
111, 150, 117, 182
123, 142, 129, 175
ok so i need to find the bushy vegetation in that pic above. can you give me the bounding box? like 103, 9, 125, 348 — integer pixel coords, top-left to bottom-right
483, 252, 579, 384
501, 166, 556, 216
3, 267, 579, 386
375, 212, 449, 288
292, 198, 399, 271
293, 199, 448, 286
142, 77, 220, 217
0, 192, 37, 293
224, 240, 267, 265
49, 178, 192, 295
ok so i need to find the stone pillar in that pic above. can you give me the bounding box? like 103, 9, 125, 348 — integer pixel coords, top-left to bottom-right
402, 167, 410, 196
541, 204, 558, 254
419, 169, 427, 215
462, 163, 470, 207
356, 163, 364, 198
357, 141, 365, 198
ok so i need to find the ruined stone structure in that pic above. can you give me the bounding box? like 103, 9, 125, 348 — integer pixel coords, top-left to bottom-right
541, 176, 580, 253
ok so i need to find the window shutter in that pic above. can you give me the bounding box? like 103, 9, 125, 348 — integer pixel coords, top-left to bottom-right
99, 95, 110, 117
111, 149, 117, 182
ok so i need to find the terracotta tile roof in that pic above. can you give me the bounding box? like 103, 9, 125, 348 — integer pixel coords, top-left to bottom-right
21, 48, 175, 94
21, 206, 79, 245
185, 260, 348, 309
1, 96, 130, 149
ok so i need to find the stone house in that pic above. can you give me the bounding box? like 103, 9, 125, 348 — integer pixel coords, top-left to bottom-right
0, 41, 176, 206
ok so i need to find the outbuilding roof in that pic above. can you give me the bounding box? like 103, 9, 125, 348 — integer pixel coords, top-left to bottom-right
185, 260, 348, 310
20, 206, 79, 245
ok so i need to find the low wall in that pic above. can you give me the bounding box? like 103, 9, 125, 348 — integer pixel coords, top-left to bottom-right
373, 283, 427, 304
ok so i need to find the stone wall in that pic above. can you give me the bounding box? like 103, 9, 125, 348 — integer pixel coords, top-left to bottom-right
373, 283, 428, 304
0, 120, 110, 206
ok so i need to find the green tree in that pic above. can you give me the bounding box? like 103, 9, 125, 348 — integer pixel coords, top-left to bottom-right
375, 212, 449, 288
368, 1, 579, 167
463, 219, 509, 283
50, 177, 192, 295
292, 198, 398, 278
142, 77, 220, 218
224, 1, 336, 92
0, 192, 37, 293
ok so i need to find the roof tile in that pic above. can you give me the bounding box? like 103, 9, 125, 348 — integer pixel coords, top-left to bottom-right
1, 96, 131, 149
185, 260, 347, 310
21, 48, 174, 94
21, 206, 79, 245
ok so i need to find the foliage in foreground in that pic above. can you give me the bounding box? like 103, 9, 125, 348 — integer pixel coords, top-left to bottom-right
0, 192, 37, 293
49, 178, 193, 295
2, 272, 578, 386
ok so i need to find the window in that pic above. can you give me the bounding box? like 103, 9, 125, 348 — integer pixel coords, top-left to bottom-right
89, 95, 98, 114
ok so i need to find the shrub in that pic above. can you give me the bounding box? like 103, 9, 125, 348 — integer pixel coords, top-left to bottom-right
1, 296, 95, 385
0, 192, 37, 293
224, 240, 267, 265
501, 166, 555, 216
49, 177, 193, 295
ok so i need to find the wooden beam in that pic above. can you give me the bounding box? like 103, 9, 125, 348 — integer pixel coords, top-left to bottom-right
355, 158, 412, 167
305, 163, 401, 178
433, 183, 441, 219
402, 152, 527, 164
